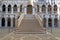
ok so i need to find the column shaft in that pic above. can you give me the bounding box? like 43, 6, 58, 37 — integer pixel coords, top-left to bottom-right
46, 18, 48, 28
24, 7, 27, 15
39, 7, 41, 12
5, 18, 7, 27
11, 18, 13, 27
52, 18, 54, 28
46, 7, 48, 14
0, 18, 1, 27
32, 7, 35, 15
12, 7, 13, 14
18, 7, 20, 13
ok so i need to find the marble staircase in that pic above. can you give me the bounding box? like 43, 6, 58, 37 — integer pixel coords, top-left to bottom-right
15, 14, 46, 34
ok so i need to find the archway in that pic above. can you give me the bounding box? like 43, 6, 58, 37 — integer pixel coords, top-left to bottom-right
43, 18, 46, 27
54, 18, 58, 27
2, 5, 6, 12
54, 5, 57, 13
13, 4, 17, 12
2, 18, 5, 27
48, 18, 52, 27
20, 5, 22, 12
27, 5, 32, 14
42, 5, 46, 13
37, 5, 39, 12
8, 5, 11, 13
48, 5, 52, 13
7, 18, 11, 27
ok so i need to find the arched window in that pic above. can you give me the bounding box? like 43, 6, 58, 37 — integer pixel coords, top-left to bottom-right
8, 5, 11, 12
54, 5, 57, 13
20, 5, 22, 12
43, 18, 46, 27
37, 5, 39, 12
2, 5, 6, 12
48, 18, 52, 27
13, 5, 17, 12
48, 5, 52, 13
2, 18, 5, 27
42, 5, 46, 13
13, 18, 15, 27
54, 18, 58, 27
7, 18, 11, 27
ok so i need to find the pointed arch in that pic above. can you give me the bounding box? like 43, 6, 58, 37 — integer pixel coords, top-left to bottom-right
13, 4, 17, 12
48, 18, 52, 27
43, 18, 46, 27
8, 5, 11, 12
2, 4, 6, 12
42, 5, 46, 13
7, 18, 11, 27
37, 5, 39, 12
20, 5, 22, 12
54, 18, 58, 27
54, 5, 57, 13
13, 17, 15, 27
2, 18, 5, 27
27, 5, 32, 14
48, 5, 52, 13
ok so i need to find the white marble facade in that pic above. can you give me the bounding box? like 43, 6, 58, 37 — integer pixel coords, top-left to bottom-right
0, 0, 60, 28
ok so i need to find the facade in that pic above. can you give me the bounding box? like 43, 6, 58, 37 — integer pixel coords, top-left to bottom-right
0, 0, 60, 28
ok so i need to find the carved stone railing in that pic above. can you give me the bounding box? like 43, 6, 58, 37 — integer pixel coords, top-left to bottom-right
35, 13, 43, 28
18, 13, 24, 27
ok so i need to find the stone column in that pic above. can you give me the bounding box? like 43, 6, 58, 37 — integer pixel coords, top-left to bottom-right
11, 7, 13, 14
46, 6, 48, 14
39, 7, 41, 12
52, 6, 54, 14
6, 6, 8, 14
24, 7, 27, 15
46, 18, 48, 28
32, 7, 35, 15
11, 18, 13, 27
52, 18, 54, 28
5, 18, 7, 27
18, 7, 20, 13
0, 17, 1, 27
58, 7, 60, 28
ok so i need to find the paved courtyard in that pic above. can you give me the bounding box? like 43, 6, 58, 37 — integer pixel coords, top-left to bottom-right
0, 27, 59, 40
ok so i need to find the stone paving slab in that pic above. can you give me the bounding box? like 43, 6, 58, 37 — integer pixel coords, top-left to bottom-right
0, 32, 58, 40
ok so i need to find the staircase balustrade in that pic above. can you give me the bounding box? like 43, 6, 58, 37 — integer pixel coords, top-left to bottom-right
35, 13, 43, 28
18, 13, 24, 27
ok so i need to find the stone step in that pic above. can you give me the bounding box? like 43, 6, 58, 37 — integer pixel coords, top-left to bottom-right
16, 15, 44, 34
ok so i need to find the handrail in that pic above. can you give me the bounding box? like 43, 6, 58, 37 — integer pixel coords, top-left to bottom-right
18, 13, 24, 27
35, 13, 43, 28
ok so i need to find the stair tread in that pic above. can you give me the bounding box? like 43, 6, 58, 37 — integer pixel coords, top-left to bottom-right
16, 15, 44, 33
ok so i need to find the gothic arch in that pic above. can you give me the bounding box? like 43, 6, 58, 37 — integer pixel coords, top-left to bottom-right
48, 5, 52, 13
2, 4, 6, 12
8, 5, 11, 12
13, 4, 17, 12
54, 18, 58, 27
27, 5, 32, 14
7, 18, 11, 27
2, 18, 5, 27
20, 5, 22, 12
48, 18, 52, 27
54, 5, 57, 13
42, 5, 46, 13
43, 18, 46, 27
37, 5, 39, 12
